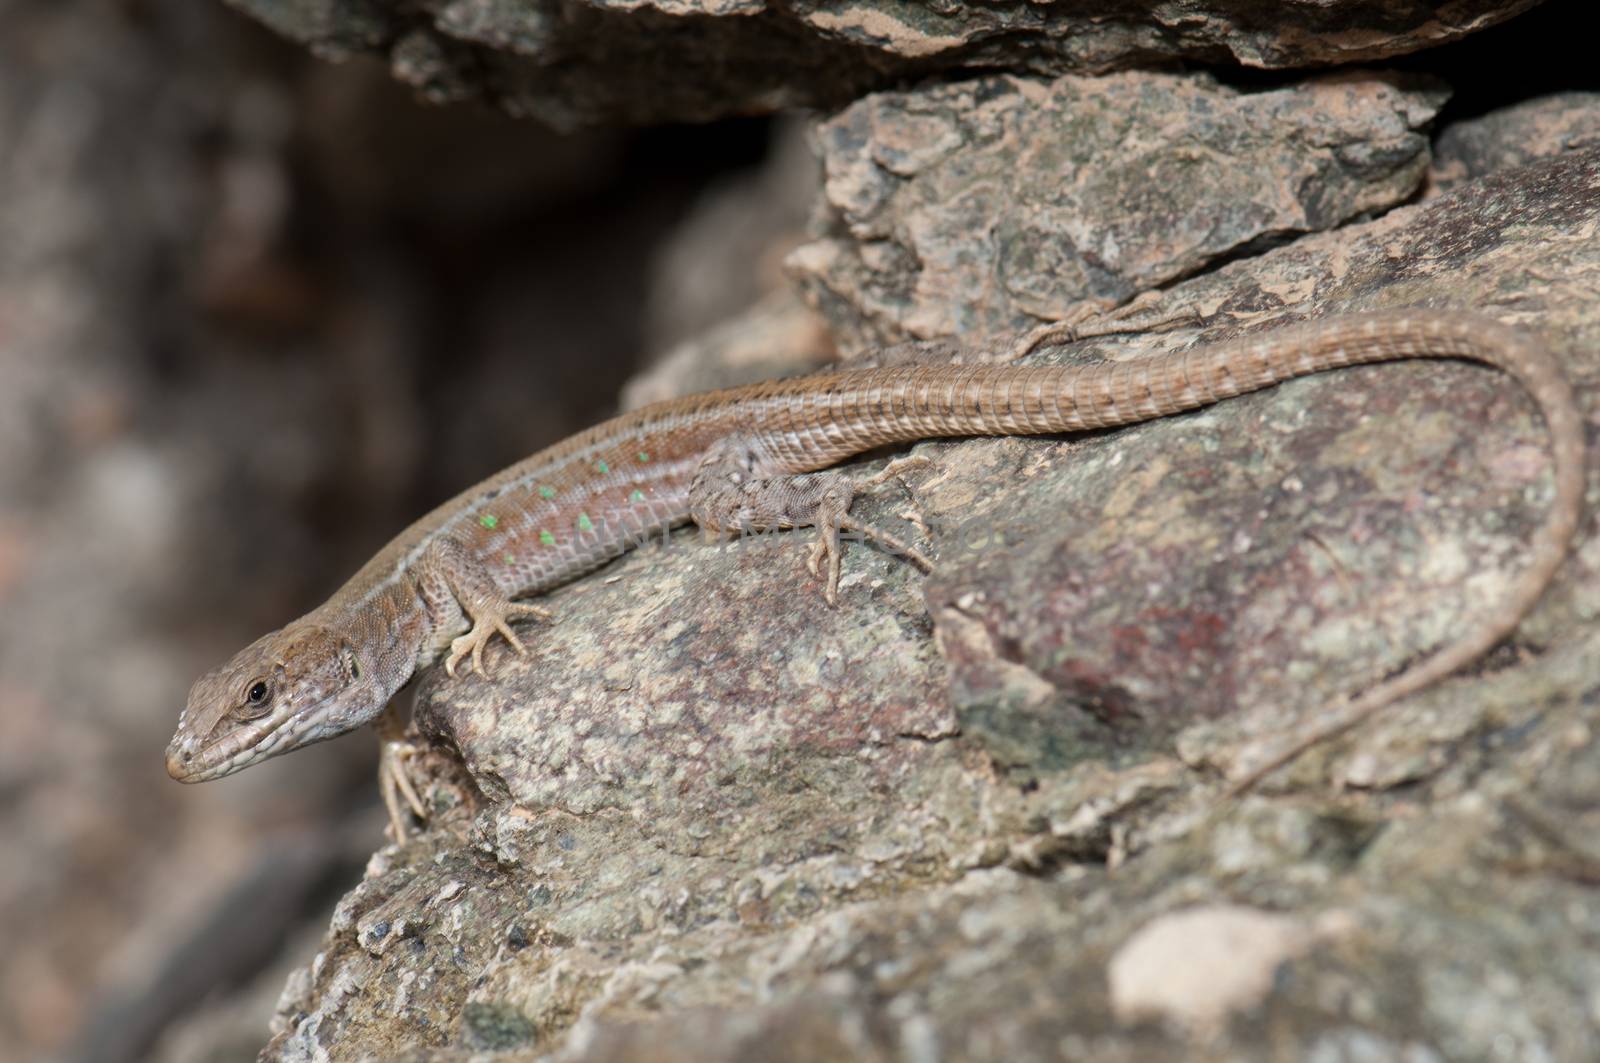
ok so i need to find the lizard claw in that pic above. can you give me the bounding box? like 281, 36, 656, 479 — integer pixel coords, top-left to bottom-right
804, 537, 825, 578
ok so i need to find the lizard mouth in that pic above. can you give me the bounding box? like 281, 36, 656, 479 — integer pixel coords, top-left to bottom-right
165, 713, 295, 783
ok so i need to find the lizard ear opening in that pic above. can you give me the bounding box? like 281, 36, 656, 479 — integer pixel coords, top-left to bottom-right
340, 643, 361, 682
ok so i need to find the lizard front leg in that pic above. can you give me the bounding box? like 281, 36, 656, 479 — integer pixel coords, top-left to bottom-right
688, 439, 932, 605
414, 535, 552, 677
378, 534, 554, 841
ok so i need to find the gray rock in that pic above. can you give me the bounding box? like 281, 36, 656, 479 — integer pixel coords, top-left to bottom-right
790, 70, 1448, 351
220, 0, 1538, 127
1434, 91, 1600, 187
263, 142, 1600, 1062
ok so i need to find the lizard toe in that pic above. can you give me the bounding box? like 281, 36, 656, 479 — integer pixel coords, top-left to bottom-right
494, 616, 527, 657
446, 633, 477, 676
508, 602, 553, 622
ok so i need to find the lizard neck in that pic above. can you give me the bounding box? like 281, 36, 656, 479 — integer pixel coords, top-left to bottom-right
316, 576, 435, 698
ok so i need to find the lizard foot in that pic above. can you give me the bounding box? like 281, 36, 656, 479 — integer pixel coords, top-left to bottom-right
862, 455, 936, 538
445, 600, 553, 677
805, 516, 934, 605
375, 702, 429, 841
379, 734, 428, 841
1010, 290, 1202, 360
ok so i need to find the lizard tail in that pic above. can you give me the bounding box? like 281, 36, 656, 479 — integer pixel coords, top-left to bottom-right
1218, 317, 1583, 791
809, 310, 1586, 791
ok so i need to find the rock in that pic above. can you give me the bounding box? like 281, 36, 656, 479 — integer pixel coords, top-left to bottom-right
789, 70, 1448, 351
262, 142, 1600, 1061
220, 0, 1539, 127
640, 119, 822, 354
1107, 905, 1347, 1038
620, 290, 835, 411
1433, 91, 1600, 188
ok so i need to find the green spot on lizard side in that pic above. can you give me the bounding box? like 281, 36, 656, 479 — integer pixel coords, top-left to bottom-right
577, 513, 594, 533
478, 514, 498, 529
637, 451, 650, 463
595, 460, 609, 473
629, 489, 645, 502
539, 530, 556, 546
539, 486, 556, 499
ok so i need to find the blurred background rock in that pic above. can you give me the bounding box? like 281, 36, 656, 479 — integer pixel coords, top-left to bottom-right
0, 4, 814, 1061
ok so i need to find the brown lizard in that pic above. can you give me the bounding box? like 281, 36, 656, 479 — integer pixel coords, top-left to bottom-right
166, 310, 1586, 833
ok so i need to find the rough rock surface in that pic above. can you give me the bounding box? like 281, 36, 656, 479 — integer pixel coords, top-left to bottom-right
1433, 91, 1600, 187
220, 0, 1540, 127
262, 127, 1600, 1060
790, 70, 1448, 350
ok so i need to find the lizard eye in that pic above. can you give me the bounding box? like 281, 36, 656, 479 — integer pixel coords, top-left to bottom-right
236, 679, 273, 718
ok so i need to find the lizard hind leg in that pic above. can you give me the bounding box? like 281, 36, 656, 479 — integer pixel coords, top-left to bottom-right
689, 445, 932, 605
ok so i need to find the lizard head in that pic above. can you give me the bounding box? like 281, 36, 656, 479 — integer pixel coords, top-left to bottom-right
166, 619, 398, 783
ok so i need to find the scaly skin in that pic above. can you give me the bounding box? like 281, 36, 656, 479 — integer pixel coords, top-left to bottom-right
166, 311, 1586, 826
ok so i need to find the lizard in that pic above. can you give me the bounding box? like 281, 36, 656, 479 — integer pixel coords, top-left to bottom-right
165, 309, 1587, 835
